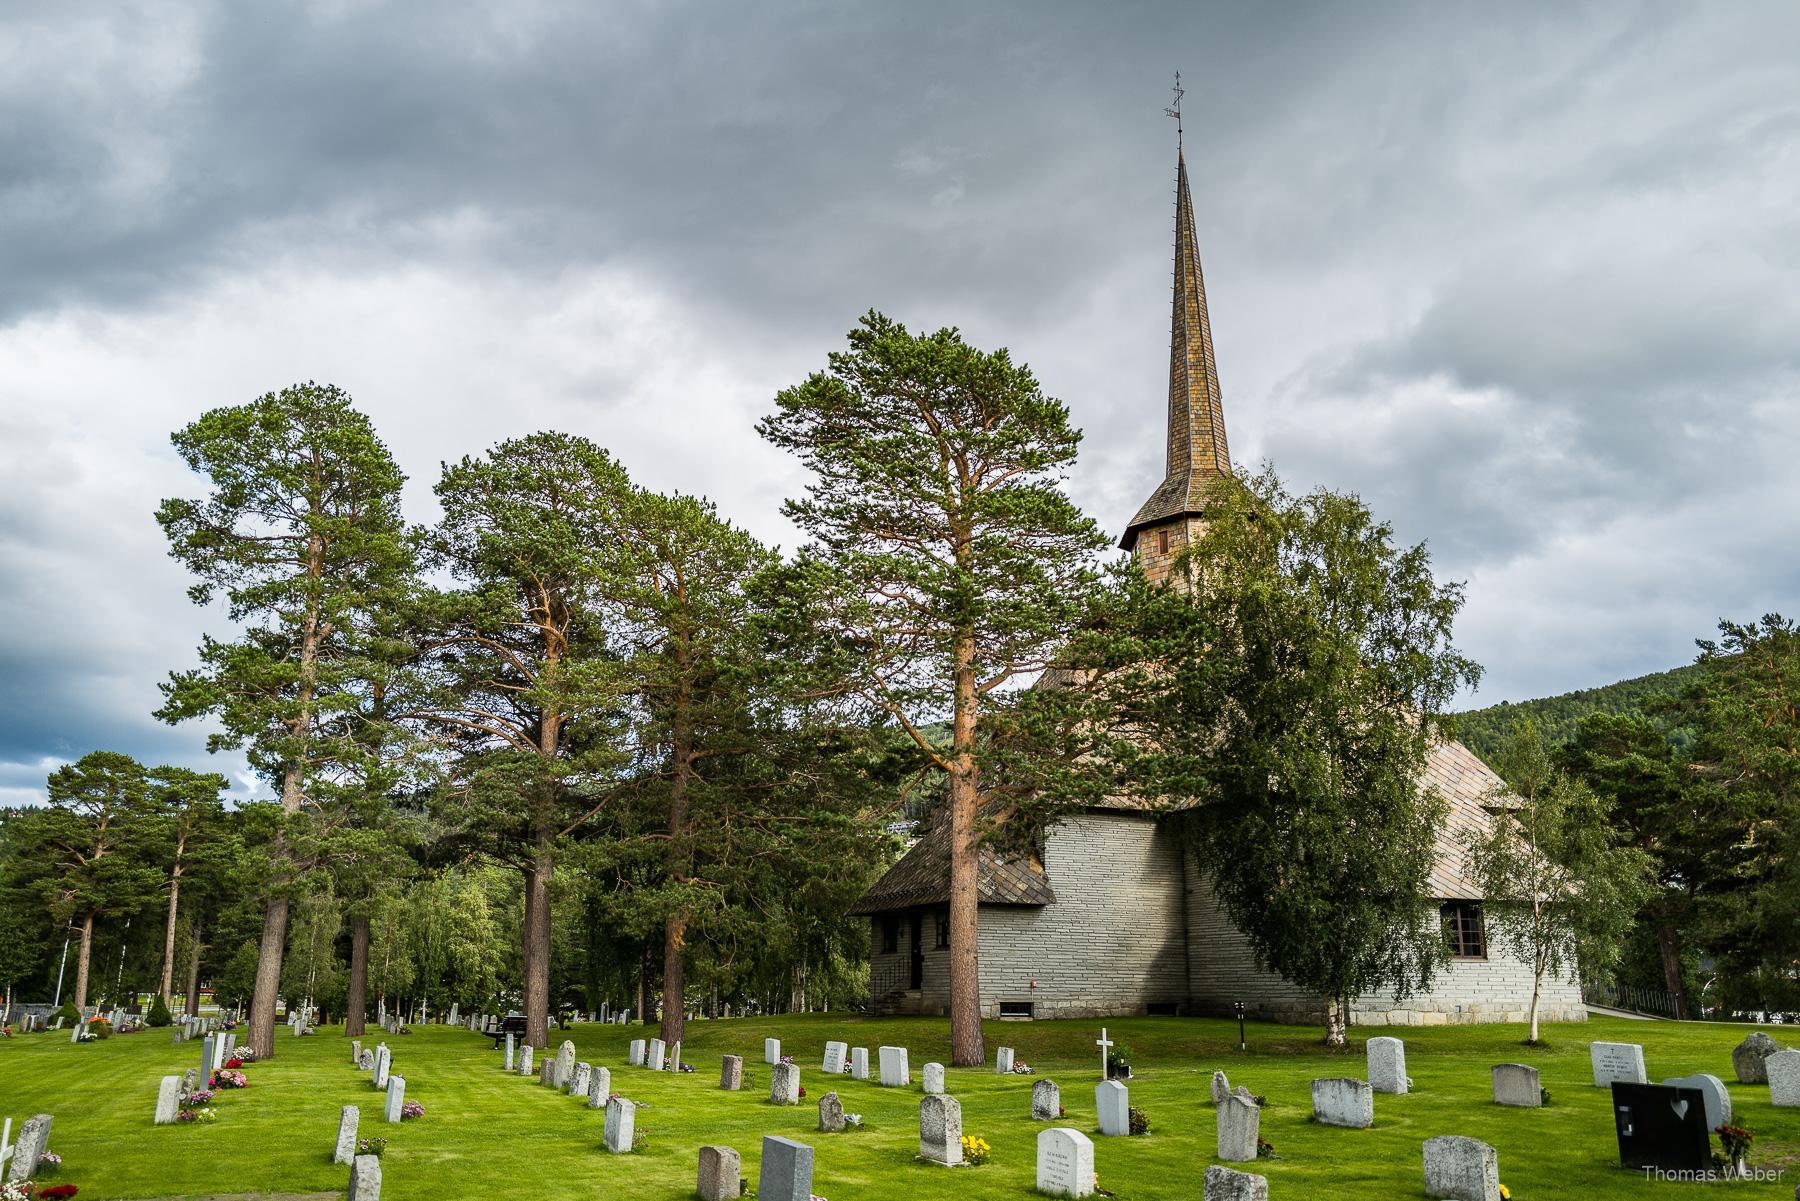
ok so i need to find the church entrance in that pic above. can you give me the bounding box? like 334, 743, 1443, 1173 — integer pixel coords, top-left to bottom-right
908, 913, 925, 990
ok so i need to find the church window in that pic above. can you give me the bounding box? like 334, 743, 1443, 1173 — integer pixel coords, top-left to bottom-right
935, 911, 950, 949
1441, 901, 1486, 959
1157, 529, 1170, 555
880, 916, 898, 954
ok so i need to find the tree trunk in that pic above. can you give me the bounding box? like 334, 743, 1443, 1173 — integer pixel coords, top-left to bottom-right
345, 914, 370, 1037
73, 911, 96, 1012
184, 916, 204, 1018
947, 637, 985, 1068
159, 870, 183, 1005
660, 912, 687, 1045
1654, 921, 1689, 1019
522, 844, 553, 1048
248, 895, 290, 1058
1528, 970, 1543, 1043
634, 961, 646, 1023
1323, 994, 1348, 1046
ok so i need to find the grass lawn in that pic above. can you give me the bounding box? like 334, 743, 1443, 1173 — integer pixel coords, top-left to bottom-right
2, 1013, 1797, 1199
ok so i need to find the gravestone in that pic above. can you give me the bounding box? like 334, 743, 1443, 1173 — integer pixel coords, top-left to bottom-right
669, 1040, 681, 1072
1210, 1069, 1231, 1105
1217, 1093, 1259, 1161
1423, 1135, 1500, 1201
1611, 1081, 1711, 1173
1095, 1079, 1129, 1137
384, 1076, 407, 1123
570, 1062, 592, 1097
850, 1047, 869, 1080
201, 1034, 216, 1078
996, 1045, 1015, 1074
587, 1065, 612, 1108
7, 1115, 51, 1184
720, 1054, 743, 1090
1033, 1077, 1061, 1120
764, 1037, 781, 1065
628, 1039, 645, 1066
647, 1038, 667, 1072
771, 1061, 801, 1105
504, 1032, 515, 1071
818, 1090, 846, 1133
555, 1040, 577, 1087
919, 1093, 962, 1165
334, 1105, 359, 1165
758, 1135, 814, 1201
824, 1041, 848, 1074
1590, 1041, 1647, 1087
351, 1039, 362, 1064
358, 1048, 375, 1070
517, 1044, 534, 1077
879, 1045, 910, 1087
1036, 1127, 1095, 1199
1367, 1036, 1409, 1094
1769, 1049, 1800, 1107
373, 1044, 392, 1088
1491, 1063, 1541, 1108
603, 1096, 635, 1153
182, 1068, 198, 1098
538, 1059, 556, 1087
1202, 1165, 1268, 1201
1661, 1073, 1731, 1128
697, 1145, 741, 1201
923, 1062, 946, 1094
154, 1075, 182, 1124
1732, 1031, 1781, 1084
347, 1153, 381, 1201
1311, 1077, 1374, 1128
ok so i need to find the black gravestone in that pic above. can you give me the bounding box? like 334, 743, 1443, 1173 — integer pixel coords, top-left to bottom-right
1611, 1081, 1711, 1172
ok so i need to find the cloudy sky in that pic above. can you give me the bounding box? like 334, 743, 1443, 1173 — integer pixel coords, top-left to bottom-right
4, 1, 1798, 805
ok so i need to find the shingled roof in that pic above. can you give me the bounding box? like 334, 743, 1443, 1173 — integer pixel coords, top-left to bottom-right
847, 819, 1056, 915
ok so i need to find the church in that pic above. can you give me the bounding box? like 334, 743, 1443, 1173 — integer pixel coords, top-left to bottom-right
849, 146, 1587, 1030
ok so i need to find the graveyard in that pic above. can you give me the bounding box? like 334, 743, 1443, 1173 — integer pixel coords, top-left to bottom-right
3, 1013, 1797, 1199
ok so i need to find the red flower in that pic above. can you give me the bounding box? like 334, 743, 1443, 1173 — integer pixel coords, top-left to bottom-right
42, 1186, 81, 1200
224, 1058, 244, 1069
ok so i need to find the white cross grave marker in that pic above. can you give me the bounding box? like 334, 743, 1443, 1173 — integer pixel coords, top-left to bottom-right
1096, 1028, 1113, 1080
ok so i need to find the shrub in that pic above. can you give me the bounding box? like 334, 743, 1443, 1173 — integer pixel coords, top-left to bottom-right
147, 996, 172, 1028
51, 1002, 80, 1027
1128, 1107, 1151, 1136
88, 1018, 112, 1040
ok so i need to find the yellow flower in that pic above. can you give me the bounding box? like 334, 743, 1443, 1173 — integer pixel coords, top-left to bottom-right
1499, 1187, 1511, 1200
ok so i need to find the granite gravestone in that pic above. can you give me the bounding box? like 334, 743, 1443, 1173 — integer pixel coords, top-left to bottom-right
1202, 1165, 1268, 1201
878, 1045, 910, 1087
1590, 1041, 1648, 1088
1217, 1093, 1259, 1162
1731, 1032, 1781, 1084
1095, 1079, 1129, 1137
697, 1145, 741, 1201
1768, 1049, 1800, 1108
1491, 1063, 1541, 1108
920, 1094, 962, 1165
603, 1096, 635, 1153
1660, 1072, 1731, 1128
1610, 1081, 1710, 1173
719, 1054, 742, 1091
922, 1062, 946, 1094
758, 1135, 814, 1201
996, 1045, 1015, 1074
1367, 1036, 1409, 1095
818, 1091, 846, 1133
1036, 1127, 1095, 1199
587, 1065, 612, 1108
334, 1105, 360, 1165
1423, 1135, 1501, 1201
1311, 1077, 1374, 1128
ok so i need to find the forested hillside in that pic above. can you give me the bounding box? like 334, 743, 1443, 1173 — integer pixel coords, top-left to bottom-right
1453, 663, 1703, 761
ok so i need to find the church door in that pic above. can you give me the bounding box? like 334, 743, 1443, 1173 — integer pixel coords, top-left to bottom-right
908, 913, 924, 990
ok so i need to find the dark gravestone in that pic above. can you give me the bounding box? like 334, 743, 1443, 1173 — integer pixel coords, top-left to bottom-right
1611, 1082, 1710, 1173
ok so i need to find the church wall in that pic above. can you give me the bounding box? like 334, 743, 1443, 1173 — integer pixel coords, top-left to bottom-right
975, 811, 1190, 1019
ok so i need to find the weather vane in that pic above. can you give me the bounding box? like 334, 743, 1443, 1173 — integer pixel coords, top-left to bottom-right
1165, 70, 1185, 148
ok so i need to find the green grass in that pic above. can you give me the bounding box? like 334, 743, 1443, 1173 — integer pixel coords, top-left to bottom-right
2, 1014, 1796, 1199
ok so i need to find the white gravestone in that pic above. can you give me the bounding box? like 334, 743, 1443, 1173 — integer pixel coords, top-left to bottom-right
1589, 1041, 1647, 1087
628, 1039, 646, 1066
587, 1065, 612, 1108
850, 1047, 869, 1080
758, 1135, 814, 1201
503, 1032, 515, 1070
1367, 1036, 1409, 1094
347, 1153, 381, 1201
764, 1037, 781, 1065
1660, 1073, 1730, 1128
1036, 1127, 1095, 1199
555, 1040, 577, 1087
1095, 1079, 1130, 1137
647, 1038, 667, 1072
384, 1076, 406, 1123
517, 1044, 533, 1077
603, 1096, 636, 1153
373, 1045, 392, 1088
823, 1041, 847, 1074
201, 1035, 216, 1078
923, 1062, 946, 1094
154, 1075, 182, 1124
1032, 1077, 1061, 1120
670, 1040, 682, 1072
996, 1045, 1015, 1074
1423, 1134, 1501, 1201
570, 1062, 592, 1097
1217, 1093, 1259, 1161
770, 1061, 801, 1105
1311, 1077, 1374, 1128
1203, 1164, 1269, 1201
1210, 1069, 1231, 1105
351, 1039, 362, 1064
920, 1093, 962, 1165
334, 1105, 359, 1165
878, 1045, 910, 1087
1767, 1049, 1800, 1108
1491, 1063, 1541, 1108
7, 1115, 51, 1184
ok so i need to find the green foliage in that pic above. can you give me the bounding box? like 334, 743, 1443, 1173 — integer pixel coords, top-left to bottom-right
1454, 665, 1702, 762
216, 939, 262, 1010
147, 994, 172, 1027
1080, 467, 1479, 1041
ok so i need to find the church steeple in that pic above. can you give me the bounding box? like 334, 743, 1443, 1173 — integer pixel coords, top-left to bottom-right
1120, 144, 1233, 553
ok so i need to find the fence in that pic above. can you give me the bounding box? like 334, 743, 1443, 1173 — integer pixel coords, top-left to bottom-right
1582, 980, 1685, 1019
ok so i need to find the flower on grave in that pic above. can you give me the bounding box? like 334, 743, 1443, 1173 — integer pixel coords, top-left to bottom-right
1011, 1061, 1032, 1074
0, 1183, 37, 1201
1255, 1137, 1276, 1159
780, 1055, 795, 1065
960, 1135, 991, 1166
797, 1086, 807, 1099
177, 1107, 217, 1123
37, 1153, 61, 1171
235, 1048, 257, 1062
357, 1137, 388, 1157
223, 1057, 244, 1069
1127, 1106, 1151, 1136
38, 1188, 78, 1201
1057, 1105, 1066, 1118
400, 1100, 425, 1120
183, 1090, 216, 1107
1497, 1187, 1510, 1201
212, 1069, 248, 1089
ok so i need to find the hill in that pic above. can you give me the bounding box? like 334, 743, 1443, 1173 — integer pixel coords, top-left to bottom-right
1453, 662, 1703, 761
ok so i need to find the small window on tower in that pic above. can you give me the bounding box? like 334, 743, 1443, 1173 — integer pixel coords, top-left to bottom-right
1157, 529, 1170, 555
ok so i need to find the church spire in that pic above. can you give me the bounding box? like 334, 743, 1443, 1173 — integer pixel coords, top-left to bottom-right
1120, 133, 1233, 552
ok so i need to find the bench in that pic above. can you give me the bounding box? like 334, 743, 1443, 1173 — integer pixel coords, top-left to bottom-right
485, 1015, 528, 1048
